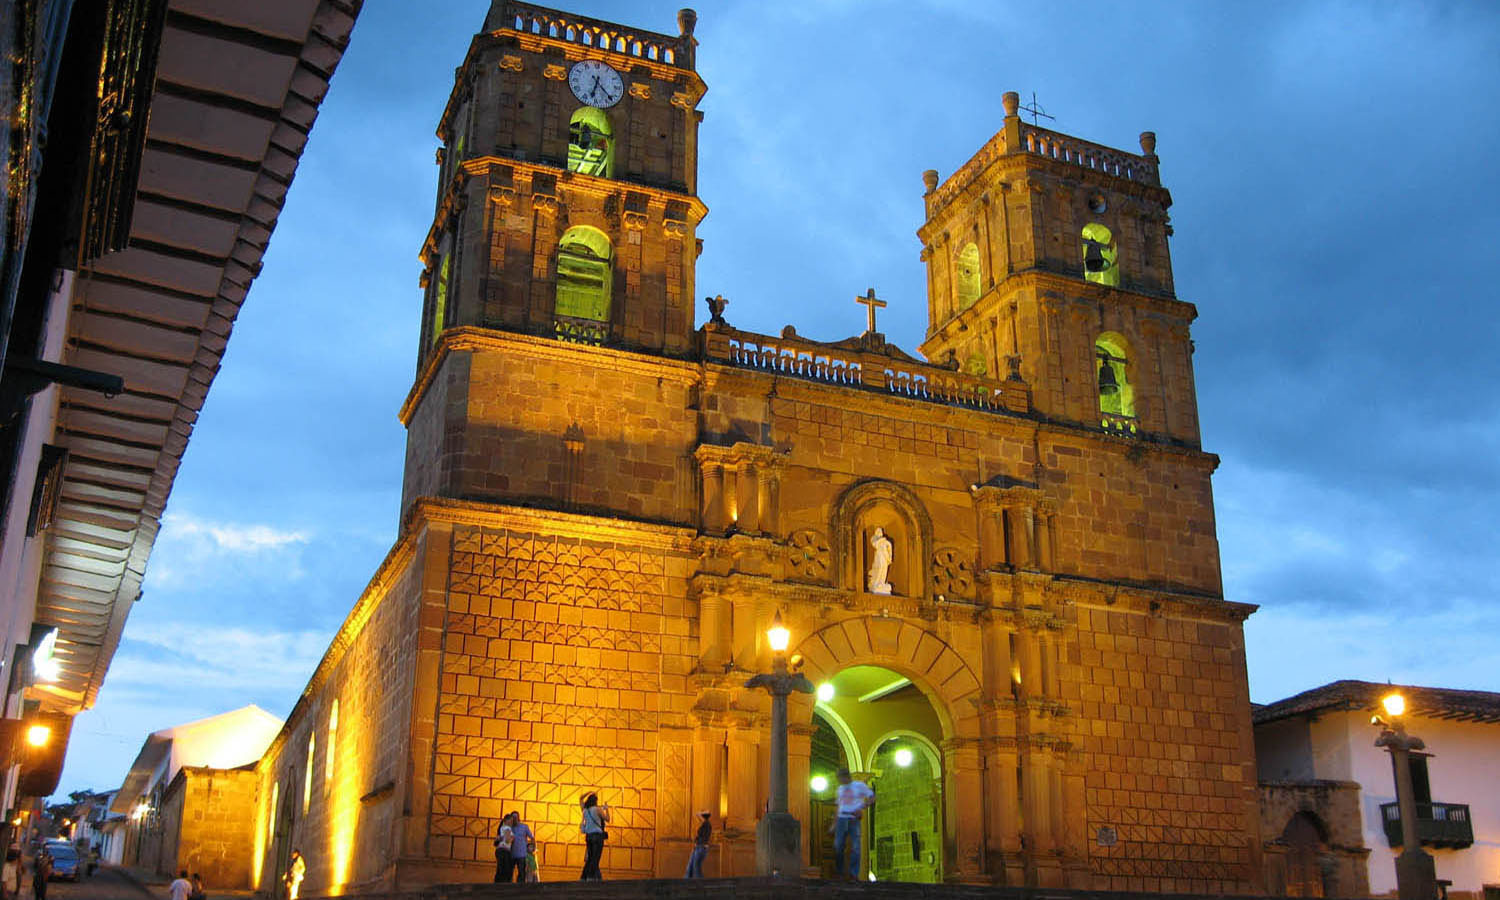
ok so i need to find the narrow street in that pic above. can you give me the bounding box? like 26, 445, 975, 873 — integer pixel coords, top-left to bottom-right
35, 868, 155, 900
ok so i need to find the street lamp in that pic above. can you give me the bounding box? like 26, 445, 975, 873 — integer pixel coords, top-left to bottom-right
1372, 690, 1437, 900
745, 610, 812, 876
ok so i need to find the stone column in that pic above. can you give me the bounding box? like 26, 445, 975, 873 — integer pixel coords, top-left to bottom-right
788, 721, 816, 868
945, 740, 986, 882
698, 590, 725, 667
693, 729, 725, 822
1004, 506, 1029, 569
735, 460, 759, 533
756, 465, 775, 537
726, 724, 760, 833
1035, 509, 1054, 572
977, 503, 1003, 570
721, 462, 739, 530
700, 459, 724, 533
1022, 748, 1054, 855
730, 594, 757, 670
990, 743, 1023, 883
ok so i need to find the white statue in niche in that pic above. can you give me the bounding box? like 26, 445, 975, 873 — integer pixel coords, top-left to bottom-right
868, 527, 894, 595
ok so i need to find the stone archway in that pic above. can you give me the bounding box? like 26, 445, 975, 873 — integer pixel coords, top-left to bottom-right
787, 616, 985, 881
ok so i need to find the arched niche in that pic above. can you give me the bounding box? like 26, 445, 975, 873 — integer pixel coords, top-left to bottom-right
831, 480, 933, 599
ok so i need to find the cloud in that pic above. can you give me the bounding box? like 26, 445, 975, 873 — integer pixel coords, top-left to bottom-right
164, 513, 309, 553
147, 512, 311, 588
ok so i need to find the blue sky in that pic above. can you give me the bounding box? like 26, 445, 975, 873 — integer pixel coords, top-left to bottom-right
56, 1, 1500, 796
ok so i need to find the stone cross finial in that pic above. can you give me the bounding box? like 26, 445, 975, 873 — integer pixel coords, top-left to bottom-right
856, 288, 886, 334
705, 294, 728, 324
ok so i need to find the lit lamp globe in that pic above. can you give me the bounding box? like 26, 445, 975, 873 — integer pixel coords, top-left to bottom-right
1382, 692, 1406, 718
25, 725, 49, 747
893, 747, 914, 768
767, 611, 790, 654
810, 774, 829, 793
816, 682, 835, 703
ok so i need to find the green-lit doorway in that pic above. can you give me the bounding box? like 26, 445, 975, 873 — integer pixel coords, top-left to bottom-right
806, 665, 944, 883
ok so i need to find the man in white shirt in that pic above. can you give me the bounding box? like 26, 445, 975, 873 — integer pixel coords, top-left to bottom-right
167, 870, 192, 900
832, 767, 875, 880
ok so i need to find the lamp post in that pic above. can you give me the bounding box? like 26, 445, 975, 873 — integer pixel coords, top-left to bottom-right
1373, 692, 1437, 900
745, 610, 812, 876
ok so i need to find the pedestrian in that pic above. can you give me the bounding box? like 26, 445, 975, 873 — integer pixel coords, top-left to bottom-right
167, 869, 191, 900
831, 767, 874, 880
283, 851, 305, 900
684, 810, 711, 878
507, 812, 534, 884
189, 872, 206, 900
2, 847, 18, 900
31, 851, 52, 900
493, 813, 514, 883
578, 793, 609, 881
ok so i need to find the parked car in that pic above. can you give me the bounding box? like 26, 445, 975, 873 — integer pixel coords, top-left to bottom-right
46, 846, 79, 881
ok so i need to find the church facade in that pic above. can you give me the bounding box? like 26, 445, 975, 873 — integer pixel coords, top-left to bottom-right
250, 3, 1262, 895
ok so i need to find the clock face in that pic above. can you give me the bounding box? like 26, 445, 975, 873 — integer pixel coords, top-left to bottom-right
568, 60, 625, 108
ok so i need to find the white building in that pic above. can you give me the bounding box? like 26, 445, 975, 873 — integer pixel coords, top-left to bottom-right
1255, 680, 1499, 900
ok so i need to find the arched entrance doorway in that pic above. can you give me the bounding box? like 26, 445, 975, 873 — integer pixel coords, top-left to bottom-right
807, 665, 943, 883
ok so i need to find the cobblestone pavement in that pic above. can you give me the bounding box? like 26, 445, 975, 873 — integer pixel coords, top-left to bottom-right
33, 867, 155, 900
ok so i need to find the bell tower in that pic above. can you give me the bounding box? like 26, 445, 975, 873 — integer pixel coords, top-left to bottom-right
399, 3, 707, 522
918, 91, 1200, 446
415, 2, 706, 359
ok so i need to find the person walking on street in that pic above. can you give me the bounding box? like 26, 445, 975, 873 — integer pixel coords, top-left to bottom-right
831, 767, 875, 880
507, 812, 534, 884
188, 873, 206, 900
31, 852, 52, 900
684, 811, 712, 878
167, 870, 191, 900
493, 813, 515, 883
579, 793, 609, 881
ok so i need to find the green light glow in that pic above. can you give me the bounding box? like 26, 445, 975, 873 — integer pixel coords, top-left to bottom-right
956, 242, 981, 309
1095, 334, 1134, 418
1082, 222, 1120, 287
556, 226, 613, 323
568, 107, 615, 178
431, 253, 451, 345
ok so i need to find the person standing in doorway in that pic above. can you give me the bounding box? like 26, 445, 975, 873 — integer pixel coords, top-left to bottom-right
684, 811, 712, 878
578, 793, 609, 881
167, 870, 191, 900
507, 812, 534, 883
831, 767, 875, 880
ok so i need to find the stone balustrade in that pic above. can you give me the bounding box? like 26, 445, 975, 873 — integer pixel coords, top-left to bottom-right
707, 327, 1028, 416
1020, 123, 1158, 185
500, 2, 696, 69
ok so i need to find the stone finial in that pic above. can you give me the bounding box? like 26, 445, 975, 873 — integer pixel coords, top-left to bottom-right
1002, 91, 1020, 118
678, 8, 697, 37
1139, 131, 1157, 156
922, 169, 939, 195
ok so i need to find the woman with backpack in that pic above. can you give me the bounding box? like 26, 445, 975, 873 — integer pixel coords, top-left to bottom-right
579, 793, 609, 881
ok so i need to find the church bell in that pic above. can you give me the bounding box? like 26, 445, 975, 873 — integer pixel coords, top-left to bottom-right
1097, 356, 1120, 396
1084, 238, 1109, 273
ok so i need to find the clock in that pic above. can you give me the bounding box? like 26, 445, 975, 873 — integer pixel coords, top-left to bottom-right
568, 60, 625, 108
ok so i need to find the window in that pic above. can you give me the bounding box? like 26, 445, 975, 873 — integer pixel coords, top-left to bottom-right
303, 734, 315, 814
955, 242, 981, 310
567, 107, 614, 178
555, 226, 613, 333
326, 699, 338, 783
1081, 223, 1120, 286
431, 251, 451, 345
1096, 334, 1135, 418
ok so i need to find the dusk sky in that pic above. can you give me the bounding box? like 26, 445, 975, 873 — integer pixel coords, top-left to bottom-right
56, 1, 1500, 796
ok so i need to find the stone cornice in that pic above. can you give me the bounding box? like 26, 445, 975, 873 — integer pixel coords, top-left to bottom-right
399, 327, 701, 426
409, 496, 697, 553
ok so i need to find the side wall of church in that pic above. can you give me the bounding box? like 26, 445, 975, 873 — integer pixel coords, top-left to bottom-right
419, 518, 696, 882
250, 533, 428, 897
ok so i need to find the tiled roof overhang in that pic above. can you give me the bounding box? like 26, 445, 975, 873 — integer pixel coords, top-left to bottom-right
32, 0, 362, 714
1253, 679, 1500, 727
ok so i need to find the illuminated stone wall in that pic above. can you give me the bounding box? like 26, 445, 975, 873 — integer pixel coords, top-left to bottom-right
173, 767, 260, 888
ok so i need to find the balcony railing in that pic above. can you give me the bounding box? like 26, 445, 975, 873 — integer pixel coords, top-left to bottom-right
1381, 802, 1473, 849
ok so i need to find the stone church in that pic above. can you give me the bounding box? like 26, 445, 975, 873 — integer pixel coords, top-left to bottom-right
250, 3, 1262, 895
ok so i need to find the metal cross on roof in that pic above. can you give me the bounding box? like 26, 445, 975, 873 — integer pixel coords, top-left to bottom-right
1019, 91, 1055, 127
856, 288, 887, 334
